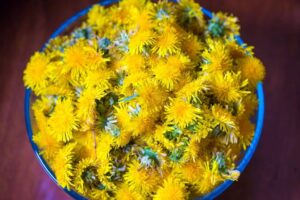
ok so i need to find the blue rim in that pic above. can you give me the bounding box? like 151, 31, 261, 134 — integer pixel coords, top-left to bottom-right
24, 1, 265, 199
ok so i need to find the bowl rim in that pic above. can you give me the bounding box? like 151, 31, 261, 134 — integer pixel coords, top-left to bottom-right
24, 1, 265, 199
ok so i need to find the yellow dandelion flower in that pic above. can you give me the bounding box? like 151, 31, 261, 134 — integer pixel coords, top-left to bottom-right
181, 33, 204, 61
195, 160, 222, 194
136, 79, 167, 113
214, 12, 240, 36
168, 54, 191, 70
152, 59, 181, 89
33, 131, 62, 162
211, 104, 236, 134
114, 103, 131, 128
48, 98, 78, 142
85, 46, 110, 70
52, 143, 76, 190
176, 77, 207, 101
183, 136, 201, 162
119, 0, 147, 11
153, 175, 187, 200
73, 158, 96, 194
152, 26, 180, 57
177, 0, 206, 34
84, 69, 111, 90
23, 52, 49, 94
129, 112, 156, 137
165, 98, 200, 128
89, 188, 110, 200
122, 53, 146, 73
154, 125, 176, 150
74, 131, 98, 159
122, 71, 150, 95
130, 6, 154, 31
237, 56, 265, 86
128, 30, 154, 53
175, 160, 203, 184
76, 87, 106, 122
115, 131, 132, 147
96, 132, 114, 163
87, 5, 108, 30
124, 160, 160, 195
202, 39, 232, 73
115, 183, 144, 200
225, 39, 248, 59
242, 94, 258, 117
32, 96, 53, 133
63, 42, 89, 84
210, 71, 248, 103
238, 117, 255, 150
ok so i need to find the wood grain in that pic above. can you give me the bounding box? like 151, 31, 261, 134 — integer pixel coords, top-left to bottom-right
0, 0, 299, 199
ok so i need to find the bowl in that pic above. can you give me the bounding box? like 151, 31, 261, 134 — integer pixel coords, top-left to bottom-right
24, 0, 265, 199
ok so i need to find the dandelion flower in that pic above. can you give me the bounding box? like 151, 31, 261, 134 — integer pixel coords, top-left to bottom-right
48, 98, 78, 142
124, 160, 160, 195
129, 112, 156, 136
122, 53, 146, 73
202, 39, 232, 73
63, 42, 89, 84
84, 69, 111, 90
183, 136, 201, 162
74, 158, 97, 194
128, 30, 154, 53
176, 77, 207, 101
136, 79, 167, 113
23, 52, 49, 94
152, 26, 180, 57
242, 94, 258, 117
238, 117, 255, 150
237, 56, 265, 86
76, 87, 106, 122
195, 160, 222, 194
32, 96, 54, 133
211, 104, 236, 134
210, 71, 248, 103
153, 175, 187, 200
165, 98, 200, 128
181, 33, 204, 61
115, 183, 144, 200
175, 160, 203, 183
152, 60, 181, 89
52, 143, 76, 190
85, 47, 110, 70
96, 132, 114, 163
87, 5, 108, 30
33, 131, 62, 161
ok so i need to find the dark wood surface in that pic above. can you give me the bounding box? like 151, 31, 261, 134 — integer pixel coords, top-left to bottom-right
0, 0, 299, 199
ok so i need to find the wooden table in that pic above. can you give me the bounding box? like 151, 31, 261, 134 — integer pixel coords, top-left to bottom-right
0, 0, 299, 199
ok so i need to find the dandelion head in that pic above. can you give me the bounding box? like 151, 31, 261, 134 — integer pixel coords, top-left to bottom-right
23, 52, 49, 94
165, 98, 200, 128
237, 56, 265, 86
153, 175, 187, 200
124, 160, 160, 195
152, 26, 180, 57
52, 143, 76, 190
48, 98, 78, 142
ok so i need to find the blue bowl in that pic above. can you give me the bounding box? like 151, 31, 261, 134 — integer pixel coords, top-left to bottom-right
24, 0, 265, 199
